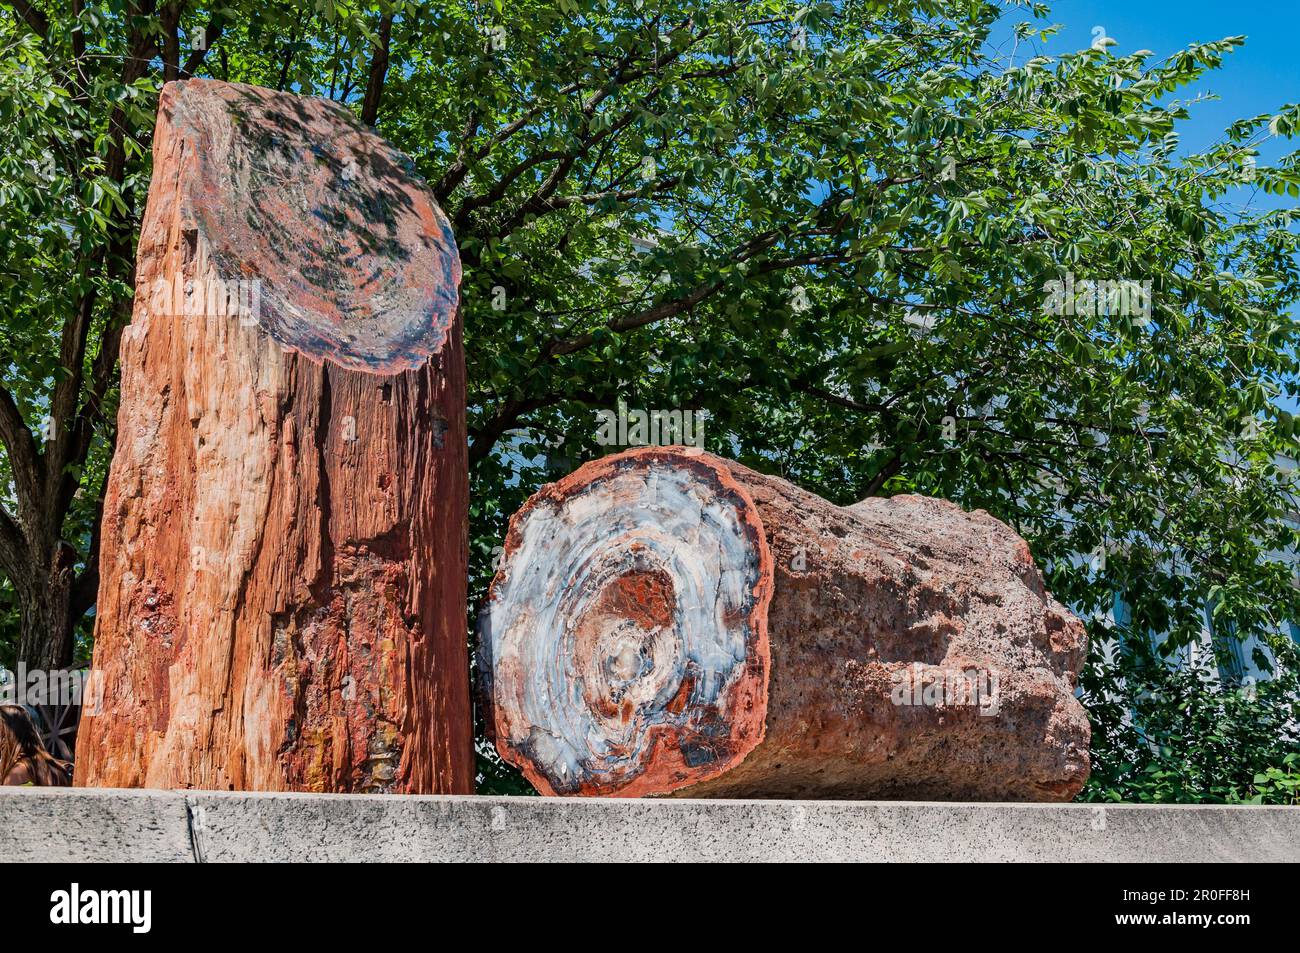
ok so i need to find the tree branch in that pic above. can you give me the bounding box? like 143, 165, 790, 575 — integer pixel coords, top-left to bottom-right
160, 1, 183, 83
0, 500, 29, 580
181, 13, 224, 78
863, 453, 902, 497
276, 7, 304, 92
0, 383, 43, 515
541, 228, 784, 358
4, 0, 49, 41
432, 109, 480, 200
70, 450, 114, 618
359, 12, 392, 126
456, 14, 697, 172
469, 394, 566, 467
454, 34, 691, 228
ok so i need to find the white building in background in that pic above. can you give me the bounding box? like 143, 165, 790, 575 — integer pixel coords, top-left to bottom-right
1100, 452, 1300, 687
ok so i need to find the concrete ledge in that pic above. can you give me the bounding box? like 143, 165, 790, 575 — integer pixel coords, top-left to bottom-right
2, 787, 194, 863
2, 787, 1297, 862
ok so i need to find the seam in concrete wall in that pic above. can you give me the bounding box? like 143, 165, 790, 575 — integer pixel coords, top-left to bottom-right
185, 797, 208, 864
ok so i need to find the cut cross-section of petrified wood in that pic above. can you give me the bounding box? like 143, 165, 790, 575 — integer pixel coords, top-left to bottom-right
75, 79, 471, 794
478, 446, 1090, 800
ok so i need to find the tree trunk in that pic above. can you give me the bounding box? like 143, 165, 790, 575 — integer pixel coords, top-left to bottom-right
15, 564, 76, 671
75, 79, 472, 794
478, 446, 1090, 801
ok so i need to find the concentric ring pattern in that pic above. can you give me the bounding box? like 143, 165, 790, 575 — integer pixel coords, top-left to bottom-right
480, 449, 772, 796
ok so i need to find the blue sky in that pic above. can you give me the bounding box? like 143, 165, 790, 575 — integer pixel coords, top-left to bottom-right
1002, 0, 1298, 156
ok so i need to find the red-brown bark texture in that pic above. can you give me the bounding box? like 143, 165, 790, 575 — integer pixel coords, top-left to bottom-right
75, 79, 472, 794
479, 446, 1090, 801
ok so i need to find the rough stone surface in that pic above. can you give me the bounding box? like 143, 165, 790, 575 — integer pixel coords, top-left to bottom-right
75, 79, 472, 794
4, 787, 1296, 863
1, 787, 194, 862
479, 446, 1089, 800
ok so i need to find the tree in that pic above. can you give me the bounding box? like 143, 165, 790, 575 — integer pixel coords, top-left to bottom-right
1082, 636, 1300, 804
2, 0, 1298, 797
0, 3, 158, 669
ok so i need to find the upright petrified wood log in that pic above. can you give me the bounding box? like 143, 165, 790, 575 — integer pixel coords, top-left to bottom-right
75, 79, 472, 793
479, 446, 1090, 800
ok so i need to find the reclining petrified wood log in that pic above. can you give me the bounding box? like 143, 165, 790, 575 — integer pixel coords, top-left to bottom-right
478, 446, 1090, 800
75, 79, 472, 794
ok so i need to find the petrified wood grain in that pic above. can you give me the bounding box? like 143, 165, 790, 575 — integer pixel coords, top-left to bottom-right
478, 446, 1090, 801
75, 79, 472, 794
